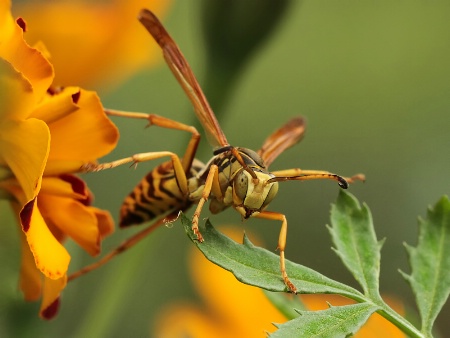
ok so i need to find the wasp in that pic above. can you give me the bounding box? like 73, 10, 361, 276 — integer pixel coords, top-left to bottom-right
69, 9, 364, 292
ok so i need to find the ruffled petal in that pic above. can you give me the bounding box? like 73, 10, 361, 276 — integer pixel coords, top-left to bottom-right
40, 274, 67, 320
38, 193, 102, 256
0, 59, 35, 122
0, 118, 50, 201
15, 202, 42, 301
40, 175, 87, 201
46, 88, 119, 167
31, 86, 79, 124
90, 206, 115, 238
0, 1, 53, 105
20, 197, 70, 279
41, 160, 85, 176
13, 0, 170, 89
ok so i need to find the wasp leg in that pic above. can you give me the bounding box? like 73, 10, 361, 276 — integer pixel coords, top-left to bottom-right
68, 211, 179, 282
190, 164, 221, 242
83, 151, 190, 195
253, 211, 297, 294
70, 112, 201, 280
104, 110, 200, 173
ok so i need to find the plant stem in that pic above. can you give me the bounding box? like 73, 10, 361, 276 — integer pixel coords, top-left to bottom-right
377, 302, 424, 338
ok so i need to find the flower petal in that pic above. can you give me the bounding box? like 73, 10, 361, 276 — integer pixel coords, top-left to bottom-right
46, 88, 119, 169
0, 1, 53, 104
40, 175, 88, 201
13, 0, 171, 89
38, 193, 102, 256
90, 206, 115, 238
20, 198, 70, 279
14, 202, 42, 301
31, 86, 79, 124
0, 59, 35, 122
40, 274, 67, 320
0, 118, 50, 201
155, 303, 230, 338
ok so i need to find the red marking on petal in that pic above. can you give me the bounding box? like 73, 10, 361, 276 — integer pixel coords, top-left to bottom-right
59, 174, 92, 205
42, 297, 60, 320
71, 91, 81, 104
47, 87, 56, 96
83, 190, 93, 206
16, 18, 27, 32
47, 86, 65, 96
20, 198, 36, 232
59, 174, 86, 195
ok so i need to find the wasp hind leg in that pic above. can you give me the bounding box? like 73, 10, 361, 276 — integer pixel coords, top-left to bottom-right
254, 211, 297, 293
68, 211, 179, 282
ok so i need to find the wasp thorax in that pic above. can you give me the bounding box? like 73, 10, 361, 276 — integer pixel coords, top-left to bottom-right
233, 169, 279, 219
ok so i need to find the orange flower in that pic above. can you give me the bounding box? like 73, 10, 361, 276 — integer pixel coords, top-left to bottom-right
12, 0, 172, 90
0, 0, 119, 319
154, 227, 406, 337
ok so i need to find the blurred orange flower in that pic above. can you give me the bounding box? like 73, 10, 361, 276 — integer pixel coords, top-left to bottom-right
0, 0, 119, 319
12, 0, 172, 90
154, 227, 406, 337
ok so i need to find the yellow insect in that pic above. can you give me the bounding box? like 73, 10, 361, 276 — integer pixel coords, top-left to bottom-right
69, 9, 364, 292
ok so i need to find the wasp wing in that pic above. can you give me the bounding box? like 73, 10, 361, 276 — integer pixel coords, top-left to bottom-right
138, 9, 228, 149
258, 116, 306, 167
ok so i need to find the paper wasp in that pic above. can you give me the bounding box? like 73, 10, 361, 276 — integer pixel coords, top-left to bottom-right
69, 9, 364, 292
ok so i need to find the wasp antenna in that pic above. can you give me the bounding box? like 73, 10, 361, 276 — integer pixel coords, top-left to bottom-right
231, 147, 258, 180
348, 173, 366, 183
213, 145, 233, 155
267, 173, 350, 188
337, 176, 349, 189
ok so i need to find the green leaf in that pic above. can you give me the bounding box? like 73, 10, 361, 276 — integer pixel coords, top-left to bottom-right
270, 303, 379, 338
182, 214, 364, 301
328, 190, 383, 299
263, 290, 306, 320
400, 195, 450, 336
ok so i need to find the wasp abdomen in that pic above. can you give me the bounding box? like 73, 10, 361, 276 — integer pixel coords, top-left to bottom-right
119, 162, 186, 227
119, 159, 205, 227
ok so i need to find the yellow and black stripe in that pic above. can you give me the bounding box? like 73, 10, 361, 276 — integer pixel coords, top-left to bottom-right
119, 161, 202, 227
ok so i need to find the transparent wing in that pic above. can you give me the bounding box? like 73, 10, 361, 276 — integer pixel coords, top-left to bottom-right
258, 116, 306, 167
138, 9, 228, 149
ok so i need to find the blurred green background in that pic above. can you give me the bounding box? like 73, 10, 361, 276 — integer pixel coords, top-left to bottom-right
1, 0, 450, 336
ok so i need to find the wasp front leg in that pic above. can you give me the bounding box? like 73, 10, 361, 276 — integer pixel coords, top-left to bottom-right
254, 211, 297, 293
190, 164, 222, 242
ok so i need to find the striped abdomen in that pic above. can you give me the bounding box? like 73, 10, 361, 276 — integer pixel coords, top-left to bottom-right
120, 160, 203, 227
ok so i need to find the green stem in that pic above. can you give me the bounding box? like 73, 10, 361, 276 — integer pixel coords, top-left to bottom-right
376, 300, 424, 338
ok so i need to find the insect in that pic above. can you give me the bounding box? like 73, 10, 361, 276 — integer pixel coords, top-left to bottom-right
69, 9, 364, 292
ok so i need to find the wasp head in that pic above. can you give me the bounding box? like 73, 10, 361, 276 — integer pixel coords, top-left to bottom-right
233, 169, 279, 219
